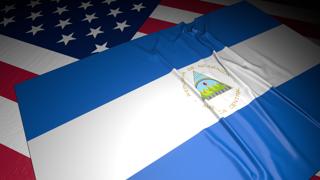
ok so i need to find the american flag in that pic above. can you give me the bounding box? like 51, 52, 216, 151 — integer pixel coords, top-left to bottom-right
0, 0, 319, 179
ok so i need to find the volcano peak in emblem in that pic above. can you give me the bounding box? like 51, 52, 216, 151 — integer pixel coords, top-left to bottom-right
193, 71, 231, 100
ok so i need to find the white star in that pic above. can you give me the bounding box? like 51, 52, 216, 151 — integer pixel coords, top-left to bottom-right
131, 3, 145, 12
53, 6, 68, 15
57, 33, 76, 45
26, 24, 44, 35
1, 4, 15, 13
113, 20, 130, 32
101, 0, 116, 5
82, 13, 98, 23
0, 16, 15, 27
55, 18, 72, 29
27, 0, 41, 8
78, 1, 93, 10
92, 42, 108, 53
26, 11, 42, 21
86, 26, 103, 38
108, 8, 122, 17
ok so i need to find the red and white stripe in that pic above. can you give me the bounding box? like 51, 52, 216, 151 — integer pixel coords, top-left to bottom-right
0, 144, 35, 179
311, 171, 320, 180
0, 35, 76, 179
0, 0, 319, 178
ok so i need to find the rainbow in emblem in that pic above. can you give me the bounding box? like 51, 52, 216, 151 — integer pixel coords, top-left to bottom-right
193, 71, 232, 100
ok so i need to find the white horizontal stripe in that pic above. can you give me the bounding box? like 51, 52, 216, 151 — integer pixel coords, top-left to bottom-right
229, 25, 320, 87
0, 35, 77, 75
316, 171, 320, 176
29, 72, 217, 180
131, 32, 146, 40
0, 97, 29, 157
150, 5, 201, 24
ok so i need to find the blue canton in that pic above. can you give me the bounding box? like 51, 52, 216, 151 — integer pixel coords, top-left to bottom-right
0, 0, 159, 58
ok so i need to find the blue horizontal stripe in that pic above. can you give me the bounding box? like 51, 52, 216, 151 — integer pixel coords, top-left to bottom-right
16, 2, 280, 140
156, 1, 280, 69
15, 41, 172, 141
130, 65, 320, 180
277, 64, 320, 122
190, 1, 280, 48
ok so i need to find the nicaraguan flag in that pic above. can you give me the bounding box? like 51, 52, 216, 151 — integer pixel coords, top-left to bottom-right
15, 2, 320, 179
